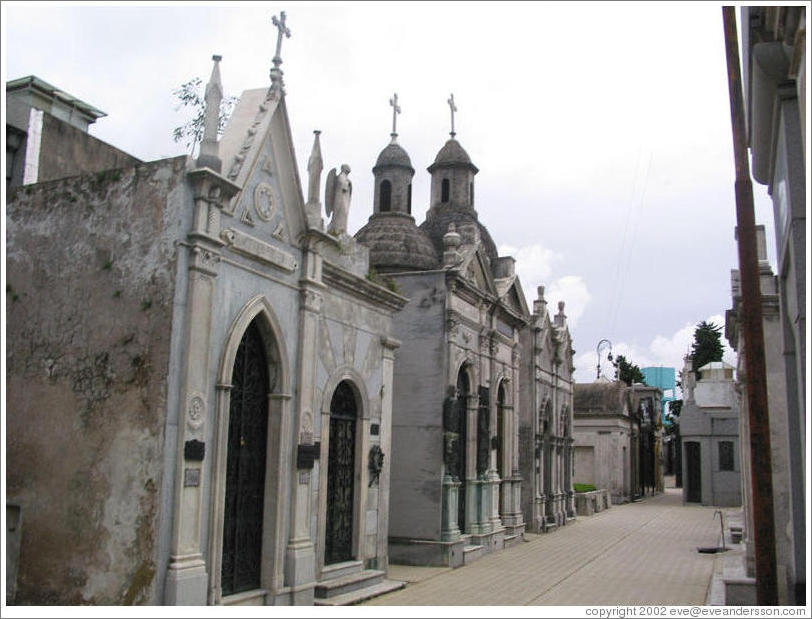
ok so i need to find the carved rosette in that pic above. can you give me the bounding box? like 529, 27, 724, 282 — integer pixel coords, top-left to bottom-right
253, 182, 277, 222
186, 394, 206, 436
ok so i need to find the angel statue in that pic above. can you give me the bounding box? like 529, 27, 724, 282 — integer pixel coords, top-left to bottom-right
325, 164, 352, 236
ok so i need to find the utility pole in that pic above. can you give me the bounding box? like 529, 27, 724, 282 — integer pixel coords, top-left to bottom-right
721, 6, 777, 605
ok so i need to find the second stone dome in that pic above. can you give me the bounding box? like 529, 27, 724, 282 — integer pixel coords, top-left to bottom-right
374, 142, 414, 171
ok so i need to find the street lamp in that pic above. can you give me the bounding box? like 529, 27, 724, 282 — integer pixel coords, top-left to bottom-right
596, 339, 613, 380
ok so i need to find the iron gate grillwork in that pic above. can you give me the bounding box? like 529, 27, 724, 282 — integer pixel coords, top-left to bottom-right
456, 370, 469, 531
222, 320, 269, 596
326, 381, 357, 564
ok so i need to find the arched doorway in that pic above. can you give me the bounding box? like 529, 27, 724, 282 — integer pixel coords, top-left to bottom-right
456, 369, 470, 532
326, 381, 358, 564
221, 319, 272, 596
496, 382, 506, 516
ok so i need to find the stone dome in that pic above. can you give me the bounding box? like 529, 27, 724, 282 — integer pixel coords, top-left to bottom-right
355, 212, 439, 272
420, 203, 498, 261
374, 141, 414, 171
428, 138, 478, 173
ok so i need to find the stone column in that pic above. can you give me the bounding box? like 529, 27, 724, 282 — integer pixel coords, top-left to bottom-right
441, 474, 462, 541
377, 336, 401, 565
465, 392, 479, 535
165, 170, 236, 605
284, 245, 324, 605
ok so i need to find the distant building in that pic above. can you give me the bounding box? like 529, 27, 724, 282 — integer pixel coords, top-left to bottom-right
573, 380, 663, 504
678, 360, 741, 507
5, 75, 139, 188
640, 366, 677, 424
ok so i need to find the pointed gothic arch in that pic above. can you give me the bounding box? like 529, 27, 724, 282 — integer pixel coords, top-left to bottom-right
209, 295, 292, 603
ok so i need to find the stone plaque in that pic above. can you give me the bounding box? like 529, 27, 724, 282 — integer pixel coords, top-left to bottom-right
184, 468, 201, 488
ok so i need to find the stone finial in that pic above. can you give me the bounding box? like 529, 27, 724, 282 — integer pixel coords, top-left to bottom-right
305, 130, 324, 230
554, 301, 567, 328
443, 223, 462, 267
269, 11, 292, 94
197, 54, 223, 172
533, 285, 547, 316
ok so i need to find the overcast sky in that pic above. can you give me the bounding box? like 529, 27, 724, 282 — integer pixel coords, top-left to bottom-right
5, 1, 784, 388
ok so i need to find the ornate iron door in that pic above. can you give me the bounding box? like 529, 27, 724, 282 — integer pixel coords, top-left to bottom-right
325, 381, 357, 564
685, 441, 702, 503
456, 371, 469, 531
222, 321, 269, 596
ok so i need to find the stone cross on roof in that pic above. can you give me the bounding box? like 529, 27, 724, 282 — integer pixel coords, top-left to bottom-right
447, 93, 457, 138
272, 11, 291, 69
389, 93, 401, 140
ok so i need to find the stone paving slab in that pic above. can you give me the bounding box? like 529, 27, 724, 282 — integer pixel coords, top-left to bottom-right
367, 489, 721, 606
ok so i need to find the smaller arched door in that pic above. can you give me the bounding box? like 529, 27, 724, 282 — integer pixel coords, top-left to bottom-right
325, 381, 358, 564
455, 369, 470, 531
496, 382, 506, 517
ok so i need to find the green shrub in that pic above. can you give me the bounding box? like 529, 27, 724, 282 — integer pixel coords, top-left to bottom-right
573, 483, 597, 493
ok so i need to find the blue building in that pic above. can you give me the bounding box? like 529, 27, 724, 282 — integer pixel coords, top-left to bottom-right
641, 366, 676, 424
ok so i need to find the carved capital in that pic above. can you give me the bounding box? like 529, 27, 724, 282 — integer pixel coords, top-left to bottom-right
300, 287, 323, 313
189, 243, 221, 276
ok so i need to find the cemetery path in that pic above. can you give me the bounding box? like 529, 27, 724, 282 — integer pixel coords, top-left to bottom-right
364, 487, 724, 606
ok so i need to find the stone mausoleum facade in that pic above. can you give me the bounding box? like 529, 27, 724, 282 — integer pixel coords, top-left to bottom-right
7, 32, 406, 605
355, 105, 575, 566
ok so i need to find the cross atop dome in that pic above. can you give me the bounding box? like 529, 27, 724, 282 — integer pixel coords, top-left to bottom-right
447, 93, 457, 138
389, 93, 401, 142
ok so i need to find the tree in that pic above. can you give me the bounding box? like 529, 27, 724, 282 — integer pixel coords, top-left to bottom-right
172, 77, 238, 154
690, 320, 724, 376
613, 354, 646, 386
665, 399, 682, 433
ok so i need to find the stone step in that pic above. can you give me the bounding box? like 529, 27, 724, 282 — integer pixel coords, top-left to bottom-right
319, 559, 364, 582
314, 579, 405, 606
463, 544, 484, 564
504, 533, 523, 549
315, 568, 385, 599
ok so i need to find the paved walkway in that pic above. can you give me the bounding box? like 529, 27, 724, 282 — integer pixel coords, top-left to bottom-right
365, 487, 724, 606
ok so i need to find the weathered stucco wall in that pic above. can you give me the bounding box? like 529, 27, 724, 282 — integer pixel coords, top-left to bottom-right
6, 157, 188, 604
36, 113, 142, 185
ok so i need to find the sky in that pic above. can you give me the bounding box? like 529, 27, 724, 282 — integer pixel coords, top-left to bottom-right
3, 1, 789, 388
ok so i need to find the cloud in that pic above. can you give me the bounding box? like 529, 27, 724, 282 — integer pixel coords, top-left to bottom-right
499, 243, 591, 328
573, 314, 737, 386
546, 276, 591, 329
500, 243, 560, 285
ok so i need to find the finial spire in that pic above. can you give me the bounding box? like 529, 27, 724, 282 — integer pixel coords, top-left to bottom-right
197, 54, 224, 172
389, 93, 401, 142
270, 11, 292, 92
447, 93, 457, 138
